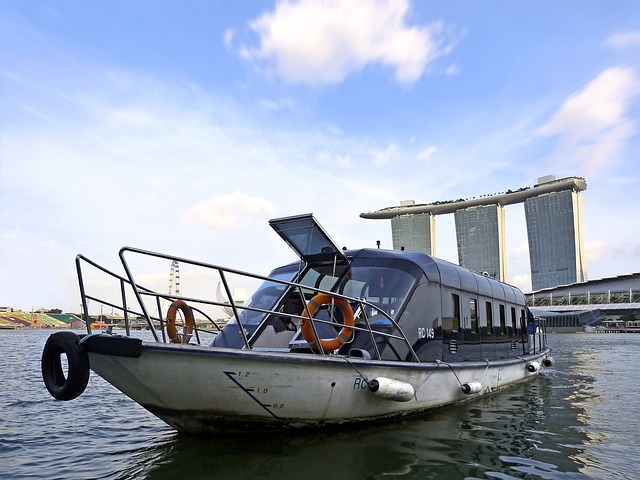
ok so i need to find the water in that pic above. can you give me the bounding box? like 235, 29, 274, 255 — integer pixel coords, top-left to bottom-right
1, 330, 638, 479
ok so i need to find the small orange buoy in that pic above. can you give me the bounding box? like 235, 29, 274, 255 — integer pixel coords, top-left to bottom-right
300, 293, 354, 353
166, 300, 195, 344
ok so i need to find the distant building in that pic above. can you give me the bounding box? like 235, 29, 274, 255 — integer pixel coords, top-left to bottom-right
527, 272, 640, 331
454, 205, 506, 281
361, 175, 587, 290
391, 209, 436, 254
525, 188, 587, 290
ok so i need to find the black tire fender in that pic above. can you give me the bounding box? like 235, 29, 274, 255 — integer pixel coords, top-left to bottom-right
41, 331, 90, 401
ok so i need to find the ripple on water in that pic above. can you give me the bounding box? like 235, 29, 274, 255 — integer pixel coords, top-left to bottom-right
1, 331, 639, 479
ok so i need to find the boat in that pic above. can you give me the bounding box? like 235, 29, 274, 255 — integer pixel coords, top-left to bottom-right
41, 214, 553, 433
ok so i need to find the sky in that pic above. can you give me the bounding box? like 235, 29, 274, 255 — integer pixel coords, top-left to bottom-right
1, 0, 640, 313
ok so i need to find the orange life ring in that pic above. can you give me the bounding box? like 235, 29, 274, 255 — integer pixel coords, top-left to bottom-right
300, 293, 354, 352
166, 300, 195, 344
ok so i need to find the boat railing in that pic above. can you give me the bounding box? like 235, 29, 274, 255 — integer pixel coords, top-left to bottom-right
75, 247, 420, 361
530, 316, 549, 353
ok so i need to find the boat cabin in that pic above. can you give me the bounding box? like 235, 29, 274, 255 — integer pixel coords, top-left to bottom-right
211, 214, 532, 363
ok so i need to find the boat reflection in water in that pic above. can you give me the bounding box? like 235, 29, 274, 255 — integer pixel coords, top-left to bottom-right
41, 214, 553, 434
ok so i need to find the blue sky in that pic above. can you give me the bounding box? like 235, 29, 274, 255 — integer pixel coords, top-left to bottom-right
1, 0, 639, 313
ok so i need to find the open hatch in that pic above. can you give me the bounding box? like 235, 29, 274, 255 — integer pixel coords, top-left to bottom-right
269, 214, 350, 269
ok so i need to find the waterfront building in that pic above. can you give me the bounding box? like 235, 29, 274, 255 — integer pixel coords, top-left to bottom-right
527, 272, 640, 332
390, 210, 436, 255
525, 188, 587, 290
361, 175, 587, 289
454, 205, 506, 281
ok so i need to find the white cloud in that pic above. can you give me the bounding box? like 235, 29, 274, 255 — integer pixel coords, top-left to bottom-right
259, 97, 295, 111
511, 242, 530, 261
510, 274, 531, 292
417, 145, 438, 161
148, 176, 170, 189
536, 67, 640, 174
334, 154, 352, 168
372, 143, 399, 167
585, 239, 607, 262
184, 191, 277, 229
610, 241, 640, 262
240, 0, 450, 86
445, 64, 460, 76
1, 229, 21, 241
604, 31, 640, 49
223, 28, 235, 49
316, 150, 353, 168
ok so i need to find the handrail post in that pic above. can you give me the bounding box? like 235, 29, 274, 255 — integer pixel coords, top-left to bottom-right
76, 256, 92, 335
301, 290, 326, 354
120, 279, 130, 336
119, 248, 159, 342
220, 270, 251, 349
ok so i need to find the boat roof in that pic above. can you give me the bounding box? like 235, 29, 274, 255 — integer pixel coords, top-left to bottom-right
269, 214, 524, 304
278, 247, 525, 304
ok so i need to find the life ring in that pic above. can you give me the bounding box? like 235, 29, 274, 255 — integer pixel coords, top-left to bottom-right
301, 293, 354, 352
41, 331, 90, 401
166, 300, 195, 344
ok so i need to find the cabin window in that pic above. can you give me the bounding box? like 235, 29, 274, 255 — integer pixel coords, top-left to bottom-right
499, 304, 506, 334
511, 307, 517, 334
239, 268, 298, 326
298, 268, 339, 295
215, 266, 298, 349
340, 260, 421, 320
452, 294, 460, 331
470, 298, 478, 332
486, 302, 493, 334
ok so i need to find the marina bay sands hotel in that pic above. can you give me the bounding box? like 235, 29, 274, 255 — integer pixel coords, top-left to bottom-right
360, 175, 588, 291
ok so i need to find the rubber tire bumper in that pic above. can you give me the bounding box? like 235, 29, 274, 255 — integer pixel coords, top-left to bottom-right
41, 331, 90, 401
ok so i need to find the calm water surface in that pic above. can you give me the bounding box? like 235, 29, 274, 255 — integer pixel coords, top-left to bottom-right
1, 330, 638, 479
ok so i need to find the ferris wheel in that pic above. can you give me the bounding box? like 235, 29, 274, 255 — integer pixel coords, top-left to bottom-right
168, 260, 181, 296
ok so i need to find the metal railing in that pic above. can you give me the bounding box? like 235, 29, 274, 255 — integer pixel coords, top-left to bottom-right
75, 247, 420, 361
527, 289, 640, 307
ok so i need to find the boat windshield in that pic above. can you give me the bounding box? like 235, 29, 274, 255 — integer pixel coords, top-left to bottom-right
340, 259, 420, 320
235, 268, 298, 326
211, 266, 299, 349
214, 255, 422, 350
277, 257, 421, 322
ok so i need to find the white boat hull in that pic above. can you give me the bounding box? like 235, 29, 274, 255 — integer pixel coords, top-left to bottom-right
88, 342, 550, 433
